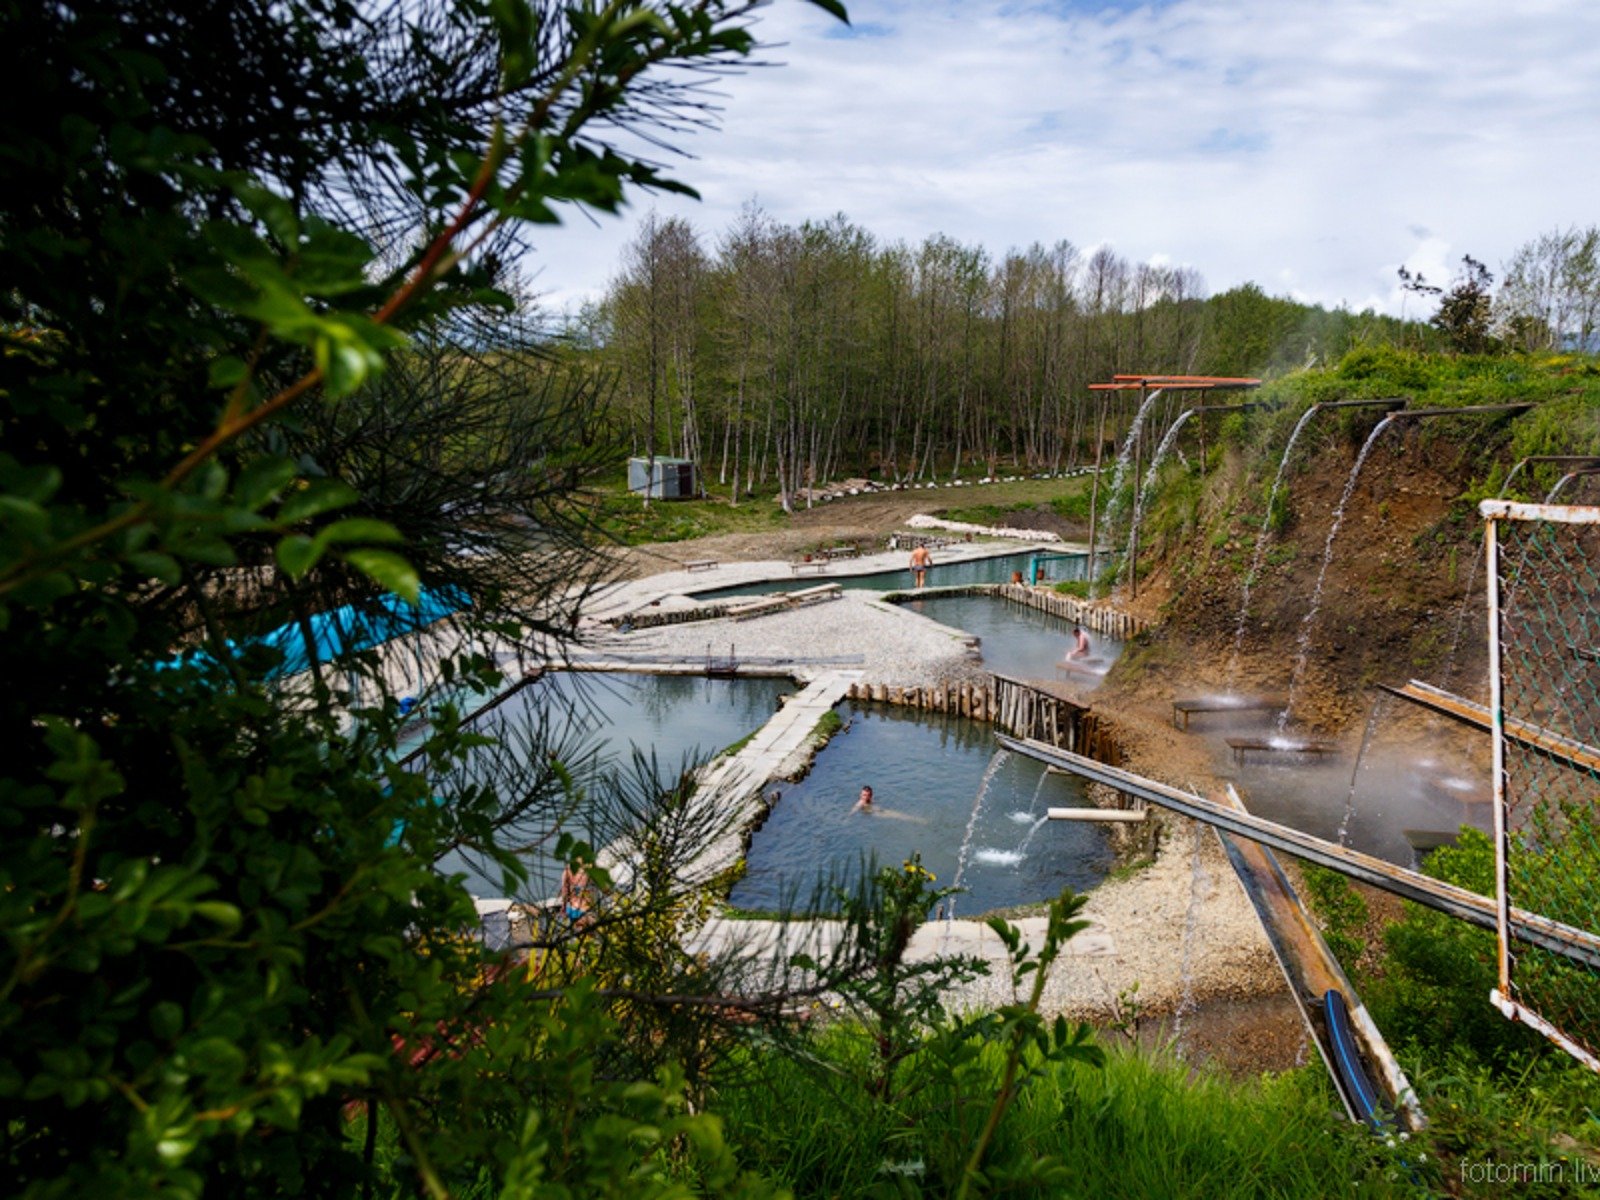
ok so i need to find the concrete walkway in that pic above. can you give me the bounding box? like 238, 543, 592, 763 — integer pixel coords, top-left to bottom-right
584, 540, 1082, 623
685, 911, 1119, 1010
600, 669, 862, 889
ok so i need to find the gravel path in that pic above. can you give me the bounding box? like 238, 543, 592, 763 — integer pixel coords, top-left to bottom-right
597, 591, 988, 689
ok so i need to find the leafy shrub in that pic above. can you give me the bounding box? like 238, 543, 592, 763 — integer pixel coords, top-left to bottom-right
1367, 829, 1543, 1065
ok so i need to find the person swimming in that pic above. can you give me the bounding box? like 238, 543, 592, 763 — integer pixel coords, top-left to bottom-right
853, 784, 922, 821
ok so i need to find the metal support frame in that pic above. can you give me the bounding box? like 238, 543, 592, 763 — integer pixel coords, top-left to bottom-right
1479, 496, 1600, 1070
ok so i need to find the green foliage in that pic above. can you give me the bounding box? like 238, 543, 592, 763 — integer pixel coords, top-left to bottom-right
766, 875, 1104, 1197
1052, 579, 1091, 598
0, 1, 851, 1196
1302, 863, 1370, 967
1049, 487, 1093, 523
1430, 256, 1499, 355
592, 488, 788, 545
723, 1039, 1402, 1199
812, 708, 844, 740
1366, 829, 1544, 1066
1402, 1046, 1600, 1198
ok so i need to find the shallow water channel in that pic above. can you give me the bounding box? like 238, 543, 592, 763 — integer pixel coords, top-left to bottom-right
901, 592, 1124, 684
434, 670, 788, 897
730, 700, 1114, 917
691, 549, 1083, 601
1192, 705, 1494, 865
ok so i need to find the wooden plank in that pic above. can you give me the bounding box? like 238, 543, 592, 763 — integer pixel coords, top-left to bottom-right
1218, 785, 1426, 1130
1045, 806, 1146, 822
996, 733, 1600, 971
1225, 736, 1339, 766
1171, 695, 1288, 730
1379, 680, 1600, 775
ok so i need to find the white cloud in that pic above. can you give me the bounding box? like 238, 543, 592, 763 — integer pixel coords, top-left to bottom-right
527, 0, 1600, 320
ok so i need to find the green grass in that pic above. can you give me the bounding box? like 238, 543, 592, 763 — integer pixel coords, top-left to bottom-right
590, 472, 1094, 546
590, 486, 789, 545
716, 1029, 1406, 1198
940, 476, 1094, 528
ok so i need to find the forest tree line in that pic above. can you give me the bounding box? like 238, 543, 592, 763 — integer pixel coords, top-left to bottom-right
593, 207, 1416, 506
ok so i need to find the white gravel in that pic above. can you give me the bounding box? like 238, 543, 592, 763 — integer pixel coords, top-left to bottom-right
592, 591, 987, 689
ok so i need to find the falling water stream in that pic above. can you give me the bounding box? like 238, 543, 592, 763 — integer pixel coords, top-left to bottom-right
1122, 407, 1199, 590
1104, 388, 1166, 537
1279, 414, 1399, 728
1026, 770, 1050, 815
946, 748, 1009, 922
1227, 404, 1324, 676
1016, 815, 1051, 856
1339, 694, 1388, 847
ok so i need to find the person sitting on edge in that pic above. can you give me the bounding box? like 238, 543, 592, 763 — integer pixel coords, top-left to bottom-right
909, 544, 932, 588
1068, 623, 1091, 660
854, 785, 874, 811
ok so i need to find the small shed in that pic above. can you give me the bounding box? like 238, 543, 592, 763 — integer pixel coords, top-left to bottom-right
628, 456, 699, 500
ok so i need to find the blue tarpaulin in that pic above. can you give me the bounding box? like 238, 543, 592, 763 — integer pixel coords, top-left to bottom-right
163, 585, 468, 679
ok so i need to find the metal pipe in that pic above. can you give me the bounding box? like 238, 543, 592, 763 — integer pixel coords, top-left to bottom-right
1485, 517, 1513, 997
1310, 397, 1410, 410
1387, 402, 1536, 419
994, 733, 1600, 970
1502, 454, 1600, 496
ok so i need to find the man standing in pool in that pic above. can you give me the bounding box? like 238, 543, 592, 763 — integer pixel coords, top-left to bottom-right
854, 785, 873, 810
909, 544, 932, 588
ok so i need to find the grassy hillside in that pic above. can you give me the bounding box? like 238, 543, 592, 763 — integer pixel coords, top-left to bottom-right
1117, 348, 1600, 727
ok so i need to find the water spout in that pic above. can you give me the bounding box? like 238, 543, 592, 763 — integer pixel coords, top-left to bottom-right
1229, 400, 1405, 679
1280, 414, 1399, 727
1339, 694, 1387, 847
1227, 404, 1324, 677
947, 748, 1009, 922
1026, 769, 1051, 815
1017, 814, 1050, 856
1122, 407, 1200, 594
1104, 388, 1166, 537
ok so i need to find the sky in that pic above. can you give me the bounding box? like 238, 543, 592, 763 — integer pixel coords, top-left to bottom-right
526, 0, 1600, 320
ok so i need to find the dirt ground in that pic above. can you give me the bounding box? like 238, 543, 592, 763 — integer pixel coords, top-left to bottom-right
605, 490, 1088, 580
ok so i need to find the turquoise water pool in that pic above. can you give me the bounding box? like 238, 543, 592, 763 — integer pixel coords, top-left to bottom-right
900, 593, 1124, 684
431, 671, 789, 898
730, 700, 1113, 916
690, 549, 1085, 601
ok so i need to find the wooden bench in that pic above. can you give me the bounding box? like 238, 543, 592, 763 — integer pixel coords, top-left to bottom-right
1171, 695, 1288, 731
788, 583, 843, 606
684, 558, 718, 573
790, 560, 830, 575
823, 545, 859, 560
1225, 736, 1339, 767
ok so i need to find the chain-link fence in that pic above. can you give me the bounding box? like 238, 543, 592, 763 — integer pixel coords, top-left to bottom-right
1484, 499, 1600, 1069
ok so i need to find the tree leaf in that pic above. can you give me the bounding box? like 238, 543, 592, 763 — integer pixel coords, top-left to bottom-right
278, 479, 358, 524
342, 548, 420, 603
316, 517, 404, 546
275, 533, 320, 578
